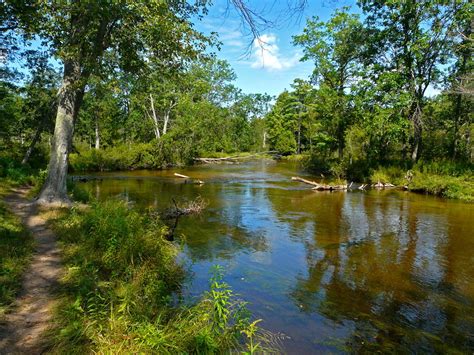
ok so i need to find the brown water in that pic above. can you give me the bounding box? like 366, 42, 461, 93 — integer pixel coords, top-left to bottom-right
75, 160, 474, 353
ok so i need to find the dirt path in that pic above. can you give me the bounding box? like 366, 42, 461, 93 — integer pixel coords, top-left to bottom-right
0, 187, 62, 354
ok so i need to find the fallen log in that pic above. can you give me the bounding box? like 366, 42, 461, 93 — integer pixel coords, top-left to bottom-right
291, 176, 347, 191
194, 151, 277, 163
174, 173, 190, 179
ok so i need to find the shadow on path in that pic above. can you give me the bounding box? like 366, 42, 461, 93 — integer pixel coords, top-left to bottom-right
0, 187, 62, 354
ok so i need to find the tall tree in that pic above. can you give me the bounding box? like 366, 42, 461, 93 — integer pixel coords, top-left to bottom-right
3, 1, 210, 204
293, 8, 363, 158
358, 0, 461, 161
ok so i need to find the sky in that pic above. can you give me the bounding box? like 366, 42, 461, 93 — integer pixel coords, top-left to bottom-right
194, 0, 357, 97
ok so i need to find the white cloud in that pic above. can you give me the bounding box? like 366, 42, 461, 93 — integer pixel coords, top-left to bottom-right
250, 34, 300, 71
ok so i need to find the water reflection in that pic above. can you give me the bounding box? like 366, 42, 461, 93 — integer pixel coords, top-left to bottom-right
77, 161, 474, 353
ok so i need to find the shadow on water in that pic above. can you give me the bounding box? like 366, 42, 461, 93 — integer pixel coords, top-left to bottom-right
75, 160, 474, 353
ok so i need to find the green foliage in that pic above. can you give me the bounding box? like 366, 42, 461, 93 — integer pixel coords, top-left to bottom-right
0, 185, 34, 315
409, 172, 474, 202
48, 200, 273, 353
369, 166, 405, 185
69, 139, 196, 172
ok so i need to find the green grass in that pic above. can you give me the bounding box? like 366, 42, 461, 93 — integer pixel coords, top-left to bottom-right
368, 164, 474, 202
46, 199, 274, 354
0, 181, 34, 316
408, 172, 474, 202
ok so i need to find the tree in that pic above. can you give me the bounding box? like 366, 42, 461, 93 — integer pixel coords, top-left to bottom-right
21, 53, 59, 164
446, 2, 473, 159
266, 91, 299, 155
3, 1, 210, 204
358, 0, 461, 161
293, 8, 364, 158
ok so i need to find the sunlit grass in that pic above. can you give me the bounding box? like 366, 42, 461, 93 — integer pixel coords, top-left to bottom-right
45, 199, 275, 353
0, 181, 34, 316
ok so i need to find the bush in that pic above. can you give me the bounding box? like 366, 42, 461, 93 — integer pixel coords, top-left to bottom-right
369, 166, 405, 185
69, 139, 198, 172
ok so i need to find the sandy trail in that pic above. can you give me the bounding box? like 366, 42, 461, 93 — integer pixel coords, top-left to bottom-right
0, 187, 62, 354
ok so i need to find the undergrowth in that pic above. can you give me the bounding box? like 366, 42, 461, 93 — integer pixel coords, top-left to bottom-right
0, 182, 34, 316
47, 199, 275, 353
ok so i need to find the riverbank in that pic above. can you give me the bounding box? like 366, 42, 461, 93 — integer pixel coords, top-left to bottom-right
68, 145, 474, 202
368, 164, 474, 202
46, 198, 272, 353
0, 179, 273, 353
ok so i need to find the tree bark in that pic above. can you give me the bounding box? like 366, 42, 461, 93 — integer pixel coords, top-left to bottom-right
37, 60, 85, 205
94, 114, 100, 149
410, 101, 423, 162
149, 93, 161, 139
163, 101, 177, 135
297, 112, 302, 155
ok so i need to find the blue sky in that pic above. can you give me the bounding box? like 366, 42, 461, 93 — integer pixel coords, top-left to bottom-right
194, 0, 356, 97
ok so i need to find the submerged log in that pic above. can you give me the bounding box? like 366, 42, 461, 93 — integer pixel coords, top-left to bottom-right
291, 176, 347, 191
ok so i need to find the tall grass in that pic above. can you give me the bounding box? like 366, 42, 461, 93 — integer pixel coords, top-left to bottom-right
48, 199, 274, 353
0, 183, 34, 316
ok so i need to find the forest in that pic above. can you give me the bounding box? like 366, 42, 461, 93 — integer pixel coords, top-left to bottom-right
0, 0, 473, 353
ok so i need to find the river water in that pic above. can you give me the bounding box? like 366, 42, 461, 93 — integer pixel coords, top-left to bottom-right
75, 160, 474, 353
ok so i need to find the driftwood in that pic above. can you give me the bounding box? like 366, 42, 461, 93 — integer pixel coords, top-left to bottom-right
160, 197, 208, 241
162, 197, 208, 219
174, 173, 190, 179
194, 151, 277, 164
291, 177, 348, 191
372, 181, 396, 189
173, 172, 204, 185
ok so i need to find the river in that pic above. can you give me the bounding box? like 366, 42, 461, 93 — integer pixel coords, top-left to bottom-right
74, 160, 474, 353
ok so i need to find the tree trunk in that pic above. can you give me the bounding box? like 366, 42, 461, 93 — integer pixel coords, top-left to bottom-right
149, 93, 161, 139
337, 123, 344, 160
94, 114, 100, 149
37, 60, 85, 205
21, 120, 45, 165
451, 93, 461, 159
297, 113, 302, 155
410, 102, 423, 162
163, 110, 170, 135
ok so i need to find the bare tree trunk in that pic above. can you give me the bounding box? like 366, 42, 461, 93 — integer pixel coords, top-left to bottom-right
162, 101, 177, 135
410, 102, 422, 162
163, 110, 170, 135
149, 93, 160, 139
94, 114, 100, 149
37, 60, 85, 205
297, 113, 302, 154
